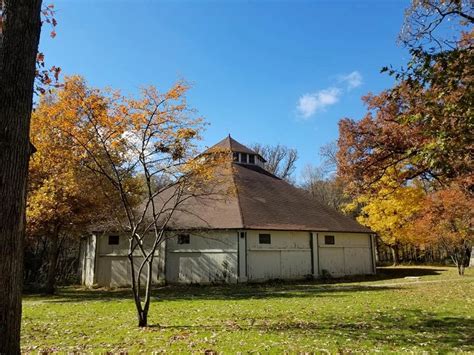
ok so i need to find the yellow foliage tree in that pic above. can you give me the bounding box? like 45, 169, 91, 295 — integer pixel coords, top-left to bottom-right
28, 80, 120, 293
344, 169, 425, 264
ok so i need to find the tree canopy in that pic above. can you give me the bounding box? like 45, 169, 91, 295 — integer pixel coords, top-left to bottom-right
336, 0, 473, 272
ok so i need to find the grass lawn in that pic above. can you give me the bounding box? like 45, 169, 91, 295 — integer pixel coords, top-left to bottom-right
22, 266, 473, 353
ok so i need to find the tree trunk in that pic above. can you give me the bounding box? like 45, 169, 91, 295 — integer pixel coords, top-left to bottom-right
44, 231, 60, 294
138, 310, 148, 327
0, 1, 43, 354
391, 244, 400, 266
134, 261, 153, 328
140, 259, 154, 328
456, 245, 471, 276
129, 254, 155, 328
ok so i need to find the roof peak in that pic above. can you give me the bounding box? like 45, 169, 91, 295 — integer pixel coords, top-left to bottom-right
205, 135, 260, 156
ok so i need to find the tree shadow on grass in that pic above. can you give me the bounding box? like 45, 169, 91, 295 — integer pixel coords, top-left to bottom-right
33, 283, 401, 303
375, 266, 445, 279
23, 288, 134, 302
25, 266, 452, 303
319, 266, 447, 284
149, 309, 474, 351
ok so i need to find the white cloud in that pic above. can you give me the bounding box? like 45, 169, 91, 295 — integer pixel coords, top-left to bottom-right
296, 87, 341, 119
339, 71, 363, 90
295, 70, 362, 119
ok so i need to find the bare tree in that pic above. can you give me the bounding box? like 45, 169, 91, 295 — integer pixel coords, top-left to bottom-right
319, 140, 338, 176
54, 77, 227, 327
0, 1, 43, 353
400, 0, 473, 50
300, 164, 348, 211
251, 143, 298, 181
299, 140, 351, 211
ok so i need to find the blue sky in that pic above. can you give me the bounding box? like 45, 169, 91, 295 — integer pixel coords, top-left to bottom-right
40, 0, 411, 179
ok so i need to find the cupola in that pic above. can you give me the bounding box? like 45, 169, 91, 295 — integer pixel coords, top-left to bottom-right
203, 134, 266, 168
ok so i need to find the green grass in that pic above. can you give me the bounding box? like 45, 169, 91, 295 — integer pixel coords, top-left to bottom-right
22, 266, 474, 353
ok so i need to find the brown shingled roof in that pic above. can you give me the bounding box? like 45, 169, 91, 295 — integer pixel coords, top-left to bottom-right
162, 137, 371, 233
233, 164, 370, 232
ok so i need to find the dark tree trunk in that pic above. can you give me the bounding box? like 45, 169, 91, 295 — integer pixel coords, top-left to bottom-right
0, 1, 43, 353
138, 311, 148, 327
130, 260, 152, 328
44, 231, 60, 294
454, 245, 471, 276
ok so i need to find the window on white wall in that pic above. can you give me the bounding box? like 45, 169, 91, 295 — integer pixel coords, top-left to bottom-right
259, 233, 271, 244
240, 153, 248, 163
324, 235, 335, 245
249, 154, 255, 164
177, 234, 190, 244
108, 235, 120, 245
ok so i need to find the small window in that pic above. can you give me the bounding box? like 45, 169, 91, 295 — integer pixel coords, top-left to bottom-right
233, 152, 239, 161
178, 234, 190, 244
325, 235, 335, 245
259, 233, 271, 244
248, 154, 255, 164
108, 235, 120, 245
240, 153, 248, 163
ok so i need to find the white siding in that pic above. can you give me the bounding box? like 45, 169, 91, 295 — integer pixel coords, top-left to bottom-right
96, 255, 163, 288
318, 232, 374, 277
82, 229, 374, 286
165, 230, 238, 284
81, 234, 97, 287
238, 232, 247, 282
92, 233, 166, 287
246, 230, 312, 281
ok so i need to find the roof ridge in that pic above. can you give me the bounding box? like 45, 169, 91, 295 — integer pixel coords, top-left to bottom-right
232, 163, 371, 233
230, 163, 246, 229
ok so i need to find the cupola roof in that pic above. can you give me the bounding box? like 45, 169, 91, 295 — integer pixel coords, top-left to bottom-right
203, 135, 266, 162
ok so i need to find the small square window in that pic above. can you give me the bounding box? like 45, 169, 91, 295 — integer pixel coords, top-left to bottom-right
240, 153, 248, 163
325, 235, 335, 245
233, 152, 239, 161
249, 155, 255, 164
259, 234, 271, 244
178, 234, 190, 244
108, 235, 120, 245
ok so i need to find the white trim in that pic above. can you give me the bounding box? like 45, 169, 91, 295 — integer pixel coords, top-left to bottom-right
170, 249, 237, 253
99, 252, 160, 257
248, 248, 311, 252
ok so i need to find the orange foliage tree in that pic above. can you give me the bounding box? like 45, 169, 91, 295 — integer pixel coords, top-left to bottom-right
336, 0, 473, 268
408, 185, 473, 275
45, 76, 228, 327
28, 89, 119, 293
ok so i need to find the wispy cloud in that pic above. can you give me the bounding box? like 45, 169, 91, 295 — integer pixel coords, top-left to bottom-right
296, 87, 341, 119
339, 71, 363, 90
296, 70, 363, 119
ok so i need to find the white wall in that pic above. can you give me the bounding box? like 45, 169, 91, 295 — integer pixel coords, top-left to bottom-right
81, 235, 97, 287
83, 229, 375, 286
317, 232, 374, 277
165, 230, 238, 284
93, 232, 166, 287
246, 230, 313, 281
